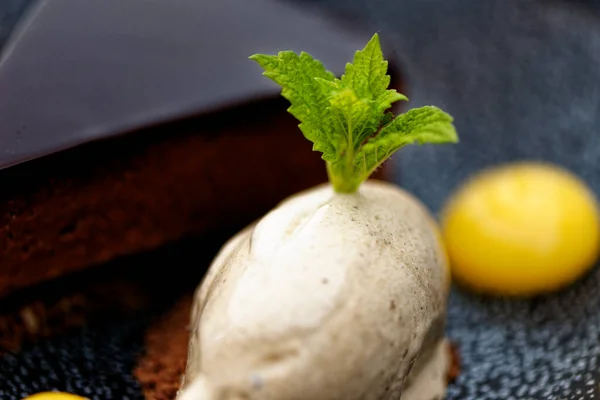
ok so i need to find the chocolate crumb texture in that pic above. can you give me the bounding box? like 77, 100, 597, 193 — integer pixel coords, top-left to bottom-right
135, 295, 193, 400
447, 341, 461, 383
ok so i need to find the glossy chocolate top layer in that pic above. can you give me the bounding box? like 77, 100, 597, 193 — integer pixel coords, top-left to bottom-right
0, 0, 367, 170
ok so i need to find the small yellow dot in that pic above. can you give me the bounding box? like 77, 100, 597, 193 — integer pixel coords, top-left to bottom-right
441, 162, 600, 296
22, 392, 88, 400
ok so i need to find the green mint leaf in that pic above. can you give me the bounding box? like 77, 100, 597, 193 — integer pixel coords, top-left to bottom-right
380, 112, 395, 127
356, 106, 458, 177
341, 33, 407, 115
249, 51, 340, 161
375, 90, 408, 114
250, 34, 458, 193
327, 88, 379, 149
342, 33, 389, 100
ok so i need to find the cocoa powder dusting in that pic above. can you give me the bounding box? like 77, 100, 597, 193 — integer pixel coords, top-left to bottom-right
447, 341, 461, 383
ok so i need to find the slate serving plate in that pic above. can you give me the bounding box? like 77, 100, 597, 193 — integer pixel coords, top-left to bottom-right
2, 0, 600, 399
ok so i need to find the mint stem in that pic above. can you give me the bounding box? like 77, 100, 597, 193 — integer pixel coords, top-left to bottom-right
326, 162, 360, 193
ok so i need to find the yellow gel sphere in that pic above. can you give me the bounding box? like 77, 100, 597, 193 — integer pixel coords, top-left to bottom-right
441, 162, 600, 296
22, 393, 88, 400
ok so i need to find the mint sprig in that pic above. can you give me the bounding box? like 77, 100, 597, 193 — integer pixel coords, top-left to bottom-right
250, 33, 458, 193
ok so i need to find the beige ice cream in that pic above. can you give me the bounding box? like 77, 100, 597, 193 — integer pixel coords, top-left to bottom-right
178, 180, 451, 400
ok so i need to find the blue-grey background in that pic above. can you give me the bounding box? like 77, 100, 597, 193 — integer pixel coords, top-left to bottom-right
2, 0, 600, 399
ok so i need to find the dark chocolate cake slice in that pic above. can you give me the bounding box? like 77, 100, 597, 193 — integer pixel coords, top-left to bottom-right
0, 0, 400, 297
